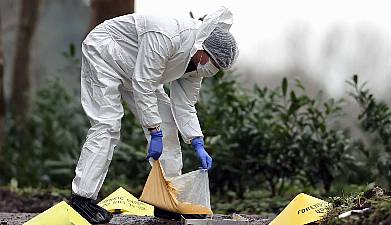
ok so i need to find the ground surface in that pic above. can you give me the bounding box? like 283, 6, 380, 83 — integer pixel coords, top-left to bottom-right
321, 186, 391, 225
0, 188, 271, 224
0, 188, 64, 213
0, 213, 271, 225
3, 187, 390, 225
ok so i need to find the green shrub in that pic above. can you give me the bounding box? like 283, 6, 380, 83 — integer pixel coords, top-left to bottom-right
3, 78, 89, 186
348, 75, 391, 188
198, 72, 357, 196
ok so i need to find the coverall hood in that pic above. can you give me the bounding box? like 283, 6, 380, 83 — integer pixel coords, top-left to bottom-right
191, 6, 234, 57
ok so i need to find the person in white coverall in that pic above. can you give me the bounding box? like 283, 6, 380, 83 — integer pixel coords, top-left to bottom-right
69, 6, 238, 224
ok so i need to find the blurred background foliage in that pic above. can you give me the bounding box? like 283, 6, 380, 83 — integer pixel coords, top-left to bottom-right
1, 44, 390, 215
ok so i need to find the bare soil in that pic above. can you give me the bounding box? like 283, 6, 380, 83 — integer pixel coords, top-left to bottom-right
0, 188, 64, 213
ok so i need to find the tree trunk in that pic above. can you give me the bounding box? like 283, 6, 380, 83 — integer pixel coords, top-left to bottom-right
11, 0, 41, 120
0, 15, 5, 154
89, 0, 134, 31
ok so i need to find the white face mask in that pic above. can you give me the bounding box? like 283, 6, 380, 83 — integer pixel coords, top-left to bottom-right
196, 54, 220, 77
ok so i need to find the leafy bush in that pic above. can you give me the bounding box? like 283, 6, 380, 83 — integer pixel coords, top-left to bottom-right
3, 78, 89, 186
198, 72, 357, 197
195, 71, 255, 196
348, 75, 391, 188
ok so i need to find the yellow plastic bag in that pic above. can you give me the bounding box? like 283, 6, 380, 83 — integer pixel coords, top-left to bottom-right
139, 160, 212, 215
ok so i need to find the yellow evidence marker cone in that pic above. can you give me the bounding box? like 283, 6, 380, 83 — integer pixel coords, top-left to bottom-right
23, 201, 91, 225
269, 193, 330, 225
98, 187, 154, 216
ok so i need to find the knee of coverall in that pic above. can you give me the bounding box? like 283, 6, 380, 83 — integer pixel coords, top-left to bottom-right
87, 119, 122, 160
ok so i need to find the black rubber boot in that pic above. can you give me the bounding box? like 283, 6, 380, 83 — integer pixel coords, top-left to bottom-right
182, 214, 208, 219
154, 207, 182, 221
69, 194, 113, 224
154, 207, 208, 221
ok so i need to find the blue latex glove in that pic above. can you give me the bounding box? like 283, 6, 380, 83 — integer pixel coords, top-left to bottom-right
146, 130, 163, 160
191, 137, 213, 170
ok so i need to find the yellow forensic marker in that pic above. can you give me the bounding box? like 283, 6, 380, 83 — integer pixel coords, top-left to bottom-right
98, 187, 154, 216
269, 193, 330, 225
23, 201, 90, 225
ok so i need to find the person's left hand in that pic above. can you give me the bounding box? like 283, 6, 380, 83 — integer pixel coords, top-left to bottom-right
191, 137, 213, 170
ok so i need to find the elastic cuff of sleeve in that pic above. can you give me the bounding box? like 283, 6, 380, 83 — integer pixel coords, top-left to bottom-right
148, 125, 161, 132
191, 137, 204, 148
150, 130, 163, 137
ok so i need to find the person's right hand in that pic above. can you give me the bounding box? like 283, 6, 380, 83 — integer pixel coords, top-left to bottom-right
146, 130, 163, 160
191, 137, 213, 170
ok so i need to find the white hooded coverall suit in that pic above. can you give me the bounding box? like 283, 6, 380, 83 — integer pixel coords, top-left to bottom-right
72, 7, 234, 199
